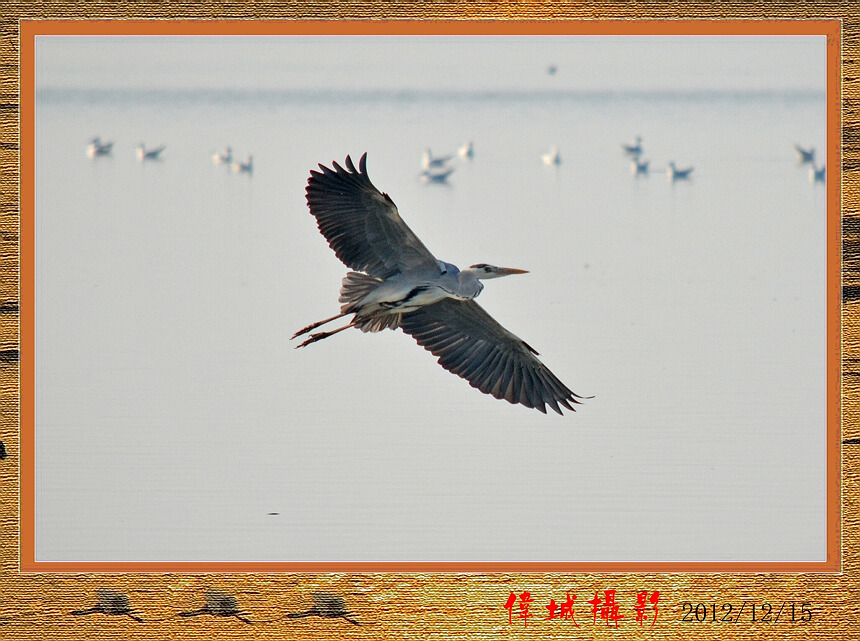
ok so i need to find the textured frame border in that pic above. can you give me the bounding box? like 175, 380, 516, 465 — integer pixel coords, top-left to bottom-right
1, 3, 857, 639
17, 17, 843, 575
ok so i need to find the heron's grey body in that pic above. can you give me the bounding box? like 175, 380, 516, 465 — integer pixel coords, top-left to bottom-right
343, 260, 481, 315
295, 153, 586, 414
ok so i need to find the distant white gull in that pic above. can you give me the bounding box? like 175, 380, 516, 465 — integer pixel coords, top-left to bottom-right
136, 143, 165, 162
809, 163, 826, 184
232, 154, 254, 174
87, 137, 113, 158
631, 157, 649, 176
422, 148, 453, 170
458, 141, 474, 160
794, 144, 815, 164
213, 146, 232, 164
667, 161, 694, 182
541, 146, 561, 166
622, 136, 643, 156
420, 167, 454, 184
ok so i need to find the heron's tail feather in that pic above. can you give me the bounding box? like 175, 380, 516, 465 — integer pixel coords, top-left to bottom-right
339, 272, 383, 313
336, 271, 400, 333
354, 312, 401, 333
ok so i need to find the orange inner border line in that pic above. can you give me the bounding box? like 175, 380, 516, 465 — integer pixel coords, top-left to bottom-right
18, 19, 842, 573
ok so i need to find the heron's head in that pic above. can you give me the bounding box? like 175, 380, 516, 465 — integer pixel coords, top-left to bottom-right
468, 264, 529, 280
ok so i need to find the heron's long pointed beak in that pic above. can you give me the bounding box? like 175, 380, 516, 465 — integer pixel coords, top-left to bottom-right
498, 267, 529, 276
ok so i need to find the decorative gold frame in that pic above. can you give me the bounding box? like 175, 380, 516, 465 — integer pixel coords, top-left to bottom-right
2, 3, 856, 638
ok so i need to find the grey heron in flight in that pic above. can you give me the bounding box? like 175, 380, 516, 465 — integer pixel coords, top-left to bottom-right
293, 154, 586, 415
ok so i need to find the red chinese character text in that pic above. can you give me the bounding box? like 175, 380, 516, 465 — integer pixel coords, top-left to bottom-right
588, 590, 624, 627
634, 590, 660, 626
552, 592, 580, 627
503, 591, 535, 627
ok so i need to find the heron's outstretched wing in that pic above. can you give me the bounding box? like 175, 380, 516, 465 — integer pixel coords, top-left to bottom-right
306, 154, 438, 279
400, 299, 585, 414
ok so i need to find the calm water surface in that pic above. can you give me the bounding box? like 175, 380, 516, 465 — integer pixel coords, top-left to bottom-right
34, 36, 828, 562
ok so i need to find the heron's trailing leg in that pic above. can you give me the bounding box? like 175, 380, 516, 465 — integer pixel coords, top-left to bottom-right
295, 321, 356, 348
292, 312, 348, 339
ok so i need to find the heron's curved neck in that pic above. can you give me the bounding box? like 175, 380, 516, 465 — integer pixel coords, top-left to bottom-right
457, 268, 484, 299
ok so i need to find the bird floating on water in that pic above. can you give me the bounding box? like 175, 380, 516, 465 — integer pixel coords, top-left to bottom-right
420, 167, 455, 184
136, 143, 165, 162
87, 137, 113, 158
541, 147, 561, 166
795, 144, 815, 164
667, 161, 694, 182
421, 148, 453, 171
631, 157, 649, 176
809, 163, 826, 183
622, 136, 643, 157
232, 154, 253, 175
213, 146, 232, 165
293, 154, 586, 414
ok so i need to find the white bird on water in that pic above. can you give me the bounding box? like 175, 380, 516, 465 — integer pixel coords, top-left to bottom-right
420, 167, 455, 184
541, 146, 561, 166
631, 157, 649, 176
136, 143, 165, 162
795, 144, 815, 164
212, 147, 232, 165
809, 163, 826, 184
231, 155, 253, 175
622, 136, 643, 156
86, 137, 113, 158
421, 148, 453, 170
293, 153, 587, 414
667, 161, 694, 182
